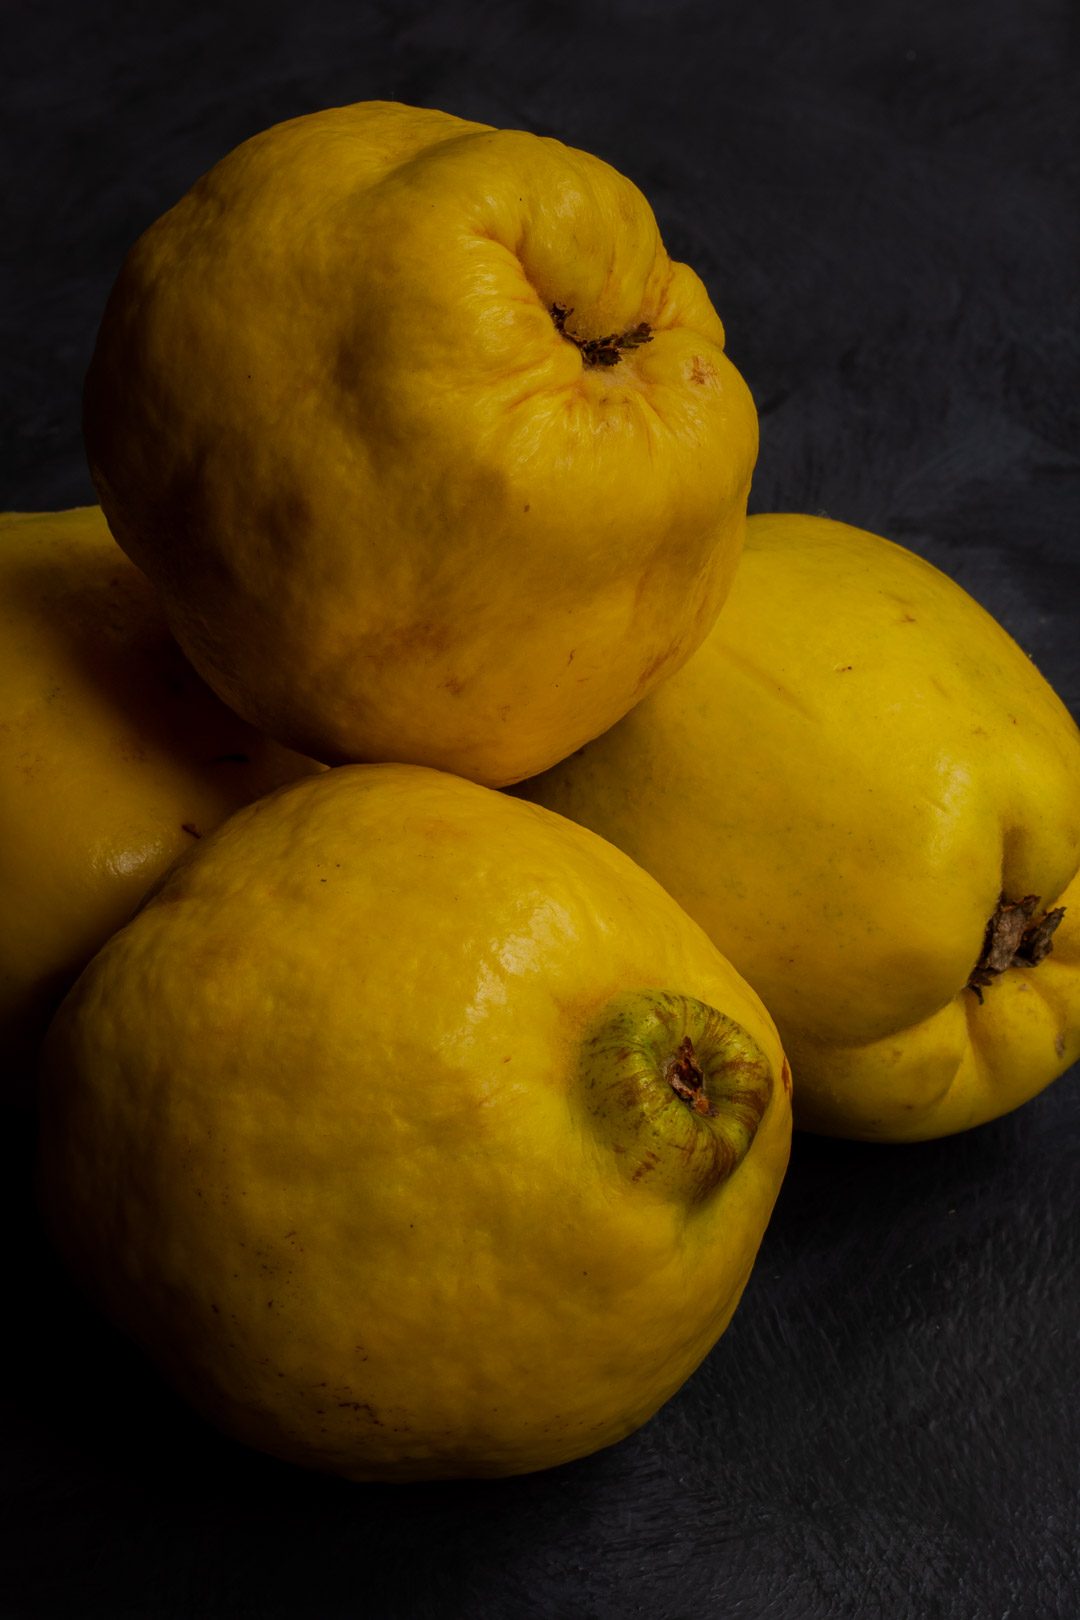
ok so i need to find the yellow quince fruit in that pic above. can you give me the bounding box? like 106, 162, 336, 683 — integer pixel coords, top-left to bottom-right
39, 765, 790, 1480
516, 513, 1080, 1142
82, 100, 758, 787
0, 506, 319, 1099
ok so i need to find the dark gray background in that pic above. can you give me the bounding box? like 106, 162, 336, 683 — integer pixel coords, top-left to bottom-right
3, 1, 1078, 1616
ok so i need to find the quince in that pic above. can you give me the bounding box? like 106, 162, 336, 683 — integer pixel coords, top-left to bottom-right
82, 100, 758, 787
517, 513, 1080, 1141
0, 507, 318, 1099
39, 765, 790, 1479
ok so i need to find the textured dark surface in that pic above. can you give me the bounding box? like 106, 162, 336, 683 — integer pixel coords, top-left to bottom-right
3, 1, 1079, 1616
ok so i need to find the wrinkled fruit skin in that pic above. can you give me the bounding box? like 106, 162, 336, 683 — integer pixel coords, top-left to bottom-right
516, 513, 1080, 1142
0, 507, 319, 1102
38, 766, 790, 1480
83, 100, 758, 787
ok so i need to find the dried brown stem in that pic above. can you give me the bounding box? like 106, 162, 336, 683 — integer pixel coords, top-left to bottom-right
966, 894, 1066, 1002
550, 303, 653, 367
666, 1036, 715, 1116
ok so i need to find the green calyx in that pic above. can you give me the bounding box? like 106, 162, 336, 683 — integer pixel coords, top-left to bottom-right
579, 991, 773, 1204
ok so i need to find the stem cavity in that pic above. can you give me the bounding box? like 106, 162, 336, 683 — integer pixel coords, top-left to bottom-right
580, 991, 773, 1202
550, 303, 653, 368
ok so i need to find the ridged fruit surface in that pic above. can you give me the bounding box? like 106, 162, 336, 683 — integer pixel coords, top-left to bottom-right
516, 513, 1080, 1141
83, 100, 758, 786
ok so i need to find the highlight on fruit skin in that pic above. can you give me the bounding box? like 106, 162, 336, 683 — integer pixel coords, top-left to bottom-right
37, 764, 790, 1481
82, 98, 758, 788
0, 506, 320, 1103
515, 512, 1080, 1142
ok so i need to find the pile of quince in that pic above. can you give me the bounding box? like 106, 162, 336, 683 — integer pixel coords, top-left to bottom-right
6, 102, 1079, 1482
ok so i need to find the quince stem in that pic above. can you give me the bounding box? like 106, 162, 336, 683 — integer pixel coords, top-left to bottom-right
666, 1036, 715, 1116
966, 893, 1066, 1002
550, 303, 653, 368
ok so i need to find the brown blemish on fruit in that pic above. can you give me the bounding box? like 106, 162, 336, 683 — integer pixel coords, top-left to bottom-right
550, 303, 653, 367
635, 641, 680, 695
441, 675, 465, 696
181, 822, 201, 838
631, 1149, 661, 1181
337, 1400, 383, 1424
1055, 1033, 1066, 1057
967, 894, 1066, 1002
688, 355, 715, 385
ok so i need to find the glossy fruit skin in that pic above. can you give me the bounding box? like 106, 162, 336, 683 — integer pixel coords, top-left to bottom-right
38, 765, 790, 1480
516, 513, 1080, 1142
83, 100, 758, 787
0, 507, 319, 1099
